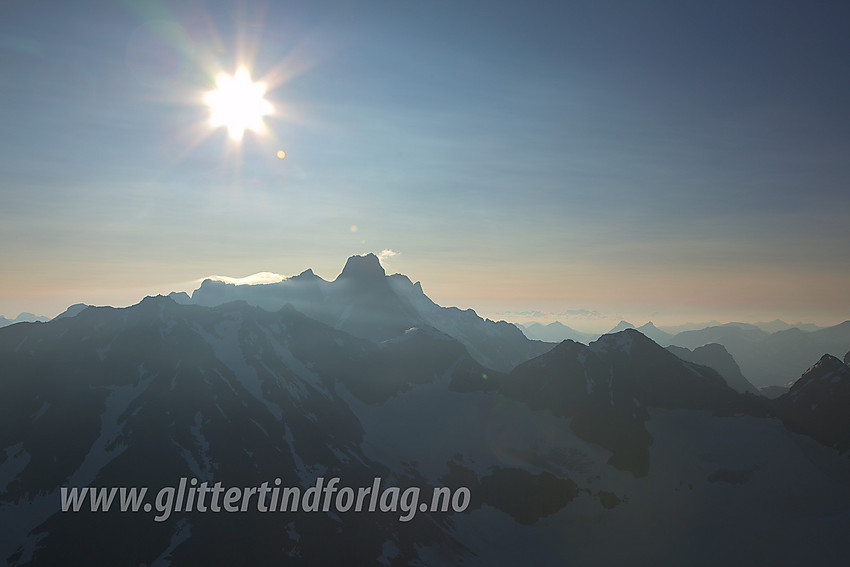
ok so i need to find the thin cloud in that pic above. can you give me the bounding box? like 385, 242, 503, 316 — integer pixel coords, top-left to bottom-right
207, 272, 287, 285
378, 249, 399, 262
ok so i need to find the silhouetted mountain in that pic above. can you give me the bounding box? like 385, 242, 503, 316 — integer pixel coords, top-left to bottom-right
191, 254, 419, 342
673, 324, 770, 349
501, 330, 743, 477
167, 291, 192, 305
751, 319, 822, 333
775, 355, 850, 453
666, 344, 759, 395
605, 320, 635, 334
720, 322, 771, 333
668, 321, 850, 387
53, 303, 90, 320
517, 321, 598, 344
386, 274, 553, 371
0, 312, 49, 328
192, 254, 551, 372
657, 320, 723, 334
636, 321, 674, 345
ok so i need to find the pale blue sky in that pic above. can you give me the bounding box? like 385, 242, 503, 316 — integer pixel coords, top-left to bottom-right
1, 0, 848, 329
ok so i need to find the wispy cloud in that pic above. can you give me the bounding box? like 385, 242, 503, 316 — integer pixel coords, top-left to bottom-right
207, 272, 287, 285
378, 249, 399, 262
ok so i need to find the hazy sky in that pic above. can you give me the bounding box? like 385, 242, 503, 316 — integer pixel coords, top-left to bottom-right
1, 0, 848, 331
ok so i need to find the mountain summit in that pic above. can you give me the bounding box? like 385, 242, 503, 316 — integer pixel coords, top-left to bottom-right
775, 354, 850, 453
335, 252, 386, 283
189, 254, 551, 371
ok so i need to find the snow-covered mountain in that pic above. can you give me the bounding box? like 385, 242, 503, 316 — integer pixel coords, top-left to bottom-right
2, 296, 850, 564
0, 296, 497, 565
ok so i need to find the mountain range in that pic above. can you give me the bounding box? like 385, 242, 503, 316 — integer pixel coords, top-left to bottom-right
0, 313, 49, 329
1, 255, 849, 565
668, 322, 850, 388
189, 253, 551, 373
519, 318, 850, 390
518, 322, 597, 344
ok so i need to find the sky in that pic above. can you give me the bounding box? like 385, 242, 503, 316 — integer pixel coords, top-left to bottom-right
1, 0, 849, 332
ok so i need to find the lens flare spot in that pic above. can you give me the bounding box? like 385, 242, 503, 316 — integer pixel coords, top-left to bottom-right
277, 150, 286, 159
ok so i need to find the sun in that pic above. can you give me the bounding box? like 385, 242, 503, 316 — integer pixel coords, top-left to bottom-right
204, 67, 273, 140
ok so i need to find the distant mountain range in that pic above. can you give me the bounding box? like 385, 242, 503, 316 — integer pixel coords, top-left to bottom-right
0, 313, 49, 328
2, 255, 849, 564
517, 318, 849, 389
26, 255, 843, 390
667, 322, 850, 388
517, 319, 824, 344
516, 321, 597, 344
666, 343, 760, 395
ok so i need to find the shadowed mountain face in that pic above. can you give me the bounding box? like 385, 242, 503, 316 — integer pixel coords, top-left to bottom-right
0, 297, 497, 565
500, 330, 745, 477
775, 355, 850, 452
189, 256, 409, 341
517, 322, 598, 344
191, 254, 552, 372
2, 298, 850, 565
606, 320, 636, 334
666, 344, 760, 395
668, 322, 850, 388
635, 322, 674, 345
0, 313, 50, 328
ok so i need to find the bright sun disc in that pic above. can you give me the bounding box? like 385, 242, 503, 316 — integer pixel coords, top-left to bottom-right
204, 67, 273, 140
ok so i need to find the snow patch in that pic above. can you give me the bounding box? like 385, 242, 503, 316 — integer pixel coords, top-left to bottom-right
68, 372, 155, 487
285, 521, 301, 557
377, 539, 399, 565
30, 401, 50, 423
96, 345, 110, 361
0, 443, 30, 494
150, 518, 191, 566
193, 317, 283, 420
189, 412, 213, 477
257, 324, 332, 400
338, 368, 606, 484
335, 304, 355, 328
250, 418, 270, 438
